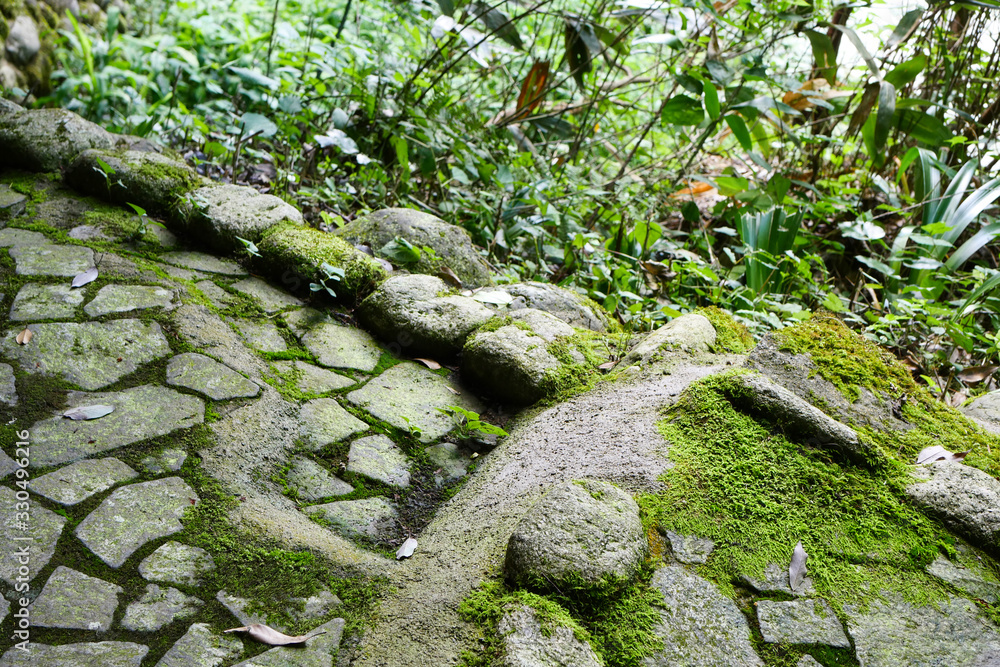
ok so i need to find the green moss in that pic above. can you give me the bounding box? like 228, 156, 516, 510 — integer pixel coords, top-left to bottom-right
537, 330, 612, 402
696, 306, 755, 354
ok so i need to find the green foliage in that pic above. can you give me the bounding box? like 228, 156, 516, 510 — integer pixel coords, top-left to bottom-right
438, 406, 508, 438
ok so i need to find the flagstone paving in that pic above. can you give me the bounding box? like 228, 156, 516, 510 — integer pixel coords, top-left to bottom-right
29, 457, 138, 505
9, 283, 83, 321
29, 566, 122, 631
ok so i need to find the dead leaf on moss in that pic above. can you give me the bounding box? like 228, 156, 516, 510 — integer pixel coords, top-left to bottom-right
396, 537, 418, 559
958, 364, 998, 384
223, 623, 326, 646
916, 445, 969, 465
71, 267, 98, 288
414, 358, 442, 370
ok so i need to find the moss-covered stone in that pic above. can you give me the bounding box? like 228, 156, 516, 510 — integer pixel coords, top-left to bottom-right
696, 306, 755, 353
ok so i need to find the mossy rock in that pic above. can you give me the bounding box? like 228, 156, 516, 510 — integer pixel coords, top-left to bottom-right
177, 183, 303, 253
0, 104, 117, 171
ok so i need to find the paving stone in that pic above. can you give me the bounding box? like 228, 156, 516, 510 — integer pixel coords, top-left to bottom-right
141, 448, 189, 474
306, 497, 398, 540
155, 622, 243, 667
68, 224, 112, 241
139, 541, 216, 586
9, 283, 83, 321
30, 385, 203, 466
30, 566, 122, 631
148, 225, 179, 248
75, 477, 200, 568
230, 617, 344, 667
301, 322, 383, 371
84, 284, 174, 317
0, 319, 171, 391
286, 456, 353, 501
347, 434, 410, 487
0, 185, 26, 218
741, 562, 815, 597
167, 352, 260, 400
346, 362, 482, 443
216, 590, 268, 627
30, 458, 138, 505
797, 657, 823, 667
0, 642, 148, 666
288, 590, 342, 623
160, 250, 247, 275
0, 451, 17, 479
0, 228, 46, 246
9, 243, 94, 276
283, 306, 335, 338
0, 597, 8, 625
0, 362, 15, 407
425, 442, 471, 485
927, 556, 1000, 604
499, 604, 602, 667
231, 318, 287, 352
271, 360, 354, 394
232, 277, 303, 313
0, 486, 66, 586
665, 531, 715, 564
155, 261, 208, 281
120, 584, 204, 632
757, 599, 851, 648
299, 398, 369, 450
195, 280, 237, 308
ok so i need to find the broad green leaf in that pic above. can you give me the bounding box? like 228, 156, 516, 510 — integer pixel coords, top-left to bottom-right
887, 9, 923, 47
661, 95, 705, 126
229, 66, 279, 90
884, 54, 926, 88
379, 237, 421, 264
893, 109, 953, 146
805, 30, 838, 84
946, 223, 1000, 271
704, 81, 720, 120
473, 2, 522, 49
715, 176, 749, 196
724, 114, 753, 151
316, 128, 358, 153
874, 81, 896, 152
240, 112, 278, 138
437, 0, 455, 16
830, 24, 881, 79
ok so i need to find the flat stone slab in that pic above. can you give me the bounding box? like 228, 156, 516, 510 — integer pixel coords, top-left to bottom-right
286, 456, 353, 501
0, 642, 148, 666
348, 434, 411, 487
425, 442, 471, 485
155, 622, 243, 667
757, 599, 851, 648
0, 597, 7, 625
272, 360, 354, 394
139, 541, 216, 586
927, 556, 1000, 604
166, 352, 260, 400
216, 590, 267, 627
906, 463, 1000, 554
665, 531, 715, 564
231, 318, 287, 352
75, 477, 200, 568
30, 458, 138, 505
9, 242, 94, 276
30, 384, 203, 466
120, 584, 204, 632
230, 617, 344, 667
283, 306, 335, 337
0, 228, 47, 246
68, 224, 111, 241
0, 185, 26, 217
0, 486, 66, 586
0, 363, 15, 407
299, 398, 369, 450
231, 277, 303, 313
0, 451, 16, 480
741, 562, 815, 597
302, 323, 383, 371
160, 251, 246, 275
84, 284, 173, 317
645, 565, 763, 667
346, 362, 482, 443
141, 448, 188, 474
31, 566, 122, 631
306, 497, 398, 540
9, 283, 83, 321
499, 604, 602, 667
195, 280, 237, 308
0, 319, 171, 391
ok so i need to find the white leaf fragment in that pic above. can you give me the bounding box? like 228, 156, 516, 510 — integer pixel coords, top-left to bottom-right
789, 540, 808, 592
915, 445, 970, 465
396, 537, 418, 560
223, 623, 327, 646
63, 405, 115, 421
71, 267, 99, 288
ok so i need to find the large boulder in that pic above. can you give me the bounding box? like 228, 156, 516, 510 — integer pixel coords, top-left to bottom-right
498, 605, 603, 667
490, 281, 613, 332
620, 313, 716, 366
333, 207, 492, 288
962, 390, 1000, 435
0, 106, 117, 171
356, 274, 493, 358
905, 462, 1000, 554
179, 184, 304, 252
505, 479, 646, 590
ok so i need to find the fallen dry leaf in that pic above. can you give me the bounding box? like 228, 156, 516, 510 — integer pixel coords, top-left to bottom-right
445, 386, 460, 395
437, 266, 463, 288
916, 445, 970, 465
223, 623, 326, 646
63, 405, 114, 421
71, 267, 99, 288
598, 361, 616, 371
789, 541, 808, 592
414, 358, 442, 370
15, 328, 32, 345
958, 364, 999, 384
396, 537, 418, 560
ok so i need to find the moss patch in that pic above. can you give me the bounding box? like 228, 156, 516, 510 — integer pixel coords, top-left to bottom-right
697, 306, 755, 354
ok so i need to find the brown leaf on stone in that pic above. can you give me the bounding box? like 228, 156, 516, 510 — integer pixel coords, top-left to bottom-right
15, 328, 32, 345
414, 358, 442, 370
915, 445, 970, 465
958, 364, 998, 384
223, 623, 326, 646
598, 361, 616, 372
437, 266, 463, 288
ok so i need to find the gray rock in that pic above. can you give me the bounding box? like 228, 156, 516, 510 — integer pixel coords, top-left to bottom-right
301, 322, 383, 371
0, 319, 171, 391
231, 318, 288, 352
0, 486, 66, 586
906, 463, 1000, 554
170, 303, 265, 381
0, 363, 15, 407
9, 283, 83, 321
357, 274, 494, 358
139, 541, 216, 586
0, 597, 8, 625
288, 590, 342, 624
796, 658, 823, 667
179, 183, 304, 252
333, 207, 492, 288
0, 108, 118, 172
348, 434, 411, 487
166, 352, 260, 400
645, 565, 763, 667
0, 642, 148, 667
622, 313, 716, 365
30, 458, 138, 505
155, 623, 243, 667
84, 284, 174, 317
962, 390, 1000, 435
75, 477, 200, 567
230, 616, 344, 667
0, 451, 17, 479
195, 280, 236, 308
156, 261, 209, 281
508, 307, 577, 340
425, 442, 471, 485
141, 448, 189, 474
231, 277, 304, 313
506, 479, 646, 588
844, 592, 1000, 666
160, 250, 247, 276
306, 497, 398, 540
757, 599, 850, 648
0, 228, 47, 247
150, 225, 180, 247
283, 306, 336, 337
498, 604, 602, 667
346, 362, 483, 443
299, 398, 369, 450
462, 323, 564, 404
664, 531, 715, 564
31, 566, 122, 631
740, 562, 815, 597
286, 456, 353, 501
926, 556, 1000, 603
216, 590, 268, 627
5, 17, 40, 66
120, 584, 203, 632
0, 185, 26, 218
497, 281, 612, 332
9, 242, 94, 277
69, 224, 112, 241
271, 360, 355, 394
30, 384, 203, 466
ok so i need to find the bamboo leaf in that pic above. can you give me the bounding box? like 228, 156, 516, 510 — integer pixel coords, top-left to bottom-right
724, 115, 753, 151
887, 9, 923, 48
874, 81, 895, 152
